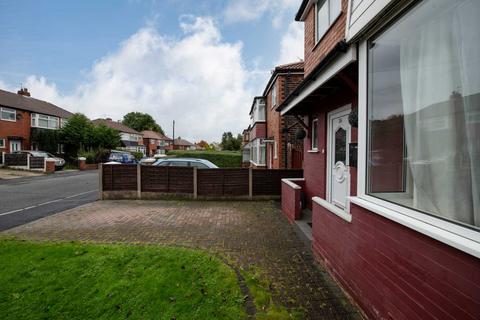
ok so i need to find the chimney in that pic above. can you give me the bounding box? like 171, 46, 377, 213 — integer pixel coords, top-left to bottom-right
17, 88, 31, 97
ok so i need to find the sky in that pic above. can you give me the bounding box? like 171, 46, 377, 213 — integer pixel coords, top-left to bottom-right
0, 0, 304, 142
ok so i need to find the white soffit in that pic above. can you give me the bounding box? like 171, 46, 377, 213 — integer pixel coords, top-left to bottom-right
280, 46, 357, 116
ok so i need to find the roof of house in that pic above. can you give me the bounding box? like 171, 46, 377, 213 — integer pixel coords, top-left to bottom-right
92, 118, 140, 134
141, 130, 172, 140
262, 61, 305, 97
0, 89, 73, 118
173, 138, 193, 146
295, 0, 310, 21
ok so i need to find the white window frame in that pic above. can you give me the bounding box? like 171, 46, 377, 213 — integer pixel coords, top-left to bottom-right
249, 138, 266, 167
274, 141, 278, 159
1, 107, 16, 122
0, 138, 5, 148
353, 16, 480, 258
31, 113, 60, 129
311, 118, 318, 151
315, 0, 342, 44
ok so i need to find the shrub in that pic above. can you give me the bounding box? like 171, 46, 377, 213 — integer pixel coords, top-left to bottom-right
78, 150, 96, 164
166, 150, 242, 168
131, 151, 144, 161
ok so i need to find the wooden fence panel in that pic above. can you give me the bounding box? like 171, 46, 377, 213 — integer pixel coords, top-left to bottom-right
102, 164, 137, 191
5, 153, 27, 166
30, 157, 44, 169
252, 169, 303, 196
167, 167, 194, 194
223, 169, 249, 196
141, 166, 169, 192
197, 169, 249, 196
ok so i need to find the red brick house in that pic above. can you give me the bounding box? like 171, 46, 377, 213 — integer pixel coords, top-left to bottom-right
171, 138, 195, 150
0, 88, 72, 154
278, 0, 479, 319
140, 130, 172, 156
247, 96, 267, 167
92, 118, 145, 155
263, 62, 304, 169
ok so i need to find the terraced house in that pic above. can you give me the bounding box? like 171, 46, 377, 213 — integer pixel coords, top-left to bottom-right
279, 0, 479, 319
0, 88, 72, 154
93, 118, 146, 155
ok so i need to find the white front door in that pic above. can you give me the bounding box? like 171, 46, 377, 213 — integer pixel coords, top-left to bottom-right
327, 106, 351, 210
9, 140, 21, 152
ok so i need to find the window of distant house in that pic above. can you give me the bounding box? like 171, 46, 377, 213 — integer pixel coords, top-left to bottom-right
272, 82, 277, 107
316, 0, 342, 43
57, 143, 64, 154
31, 113, 59, 129
1, 107, 16, 121
366, 0, 480, 230
0, 139, 5, 148
311, 119, 318, 150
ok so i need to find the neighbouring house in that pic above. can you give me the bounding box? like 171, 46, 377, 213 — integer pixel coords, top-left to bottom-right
241, 128, 250, 165
0, 88, 72, 154
171, 137, 195, 150
140, 130, 172, 156
278, 0, 480, 319
247, 96, 267, 167
263, 62, 304, 169
92, 118, 145, 155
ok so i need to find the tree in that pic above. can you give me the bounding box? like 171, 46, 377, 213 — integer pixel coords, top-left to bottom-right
122, 112, 164, 135
92, 124, 121, 150
196, 140, 210, 150
220, 132, 242, 151
60, 113, 94, 159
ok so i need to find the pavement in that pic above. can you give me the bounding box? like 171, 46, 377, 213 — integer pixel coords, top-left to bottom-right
0, 168, 44, 179
0, 170, 99, 231
3, 200, 362, 319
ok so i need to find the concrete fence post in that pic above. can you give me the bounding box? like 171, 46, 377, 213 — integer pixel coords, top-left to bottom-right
249, 167, 253, 200
1, 152, 5, 166
98, 163, 103, 200
193, 167, 198, 199
27, 154, 31, 169
43, 157, 47, 173
137, 164, 142, 199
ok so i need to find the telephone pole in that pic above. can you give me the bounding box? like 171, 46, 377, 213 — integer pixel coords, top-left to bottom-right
172, 120, 175, 150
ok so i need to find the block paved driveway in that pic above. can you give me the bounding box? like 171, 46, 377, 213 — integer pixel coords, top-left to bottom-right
2, 200, 361, 319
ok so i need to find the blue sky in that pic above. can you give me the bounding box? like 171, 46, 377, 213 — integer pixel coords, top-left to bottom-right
0, 0, 304, 141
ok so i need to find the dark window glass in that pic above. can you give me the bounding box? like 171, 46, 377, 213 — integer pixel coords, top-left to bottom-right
334, 128, 346, 163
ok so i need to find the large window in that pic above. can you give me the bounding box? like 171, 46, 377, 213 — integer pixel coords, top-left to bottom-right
31, 113, 59, 129
367, 0, 480, 229
311, 119, 318, 150
1, 107, 16, 121
316, 0, 342, 42
251, 98, 266, 125
250, 139, 266, 166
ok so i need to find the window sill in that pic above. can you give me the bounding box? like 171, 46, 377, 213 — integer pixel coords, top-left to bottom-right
313, 197, 352, 222
349, 196, 480, 259
249, 161, 266, 167
281, 178, 305, 190
307, 149, 319, 153
1, 118, 16, 122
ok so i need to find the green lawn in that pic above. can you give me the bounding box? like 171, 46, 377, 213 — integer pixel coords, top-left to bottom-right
0, 240, 248, 320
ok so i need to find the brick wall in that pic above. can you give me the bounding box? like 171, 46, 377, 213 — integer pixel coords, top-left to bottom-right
0, 110, 31, 153
265, 73, 304, 169
249, 122, 266, 141
304, 0, 348, 77
312, 202, 480, 320
281, 178, 305, 223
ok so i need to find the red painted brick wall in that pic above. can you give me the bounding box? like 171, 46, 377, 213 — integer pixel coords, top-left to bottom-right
249, 122, 266, 141
312, 202, 480, 320
304, 0, 348, 77
302, 92, 356, 208
143, 138, 158, 156
0, 110, 31, 153
281, 179, 305, 223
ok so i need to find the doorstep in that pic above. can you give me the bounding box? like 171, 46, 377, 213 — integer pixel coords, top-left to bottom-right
293, 208, 312, 247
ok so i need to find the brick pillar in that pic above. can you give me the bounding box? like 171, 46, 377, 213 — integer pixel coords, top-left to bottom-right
78, 157, 86, 170
45, 159, 56, 173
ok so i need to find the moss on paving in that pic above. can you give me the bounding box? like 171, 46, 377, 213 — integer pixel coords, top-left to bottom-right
0, 240, 255, 319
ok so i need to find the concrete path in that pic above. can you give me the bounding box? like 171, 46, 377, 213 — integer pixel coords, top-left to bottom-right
3, 200, 361, 319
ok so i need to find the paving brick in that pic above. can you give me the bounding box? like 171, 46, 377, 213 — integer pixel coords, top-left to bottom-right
2, 200, 361, 319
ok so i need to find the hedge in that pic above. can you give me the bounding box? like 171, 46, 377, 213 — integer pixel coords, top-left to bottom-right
166, 150, 242, 168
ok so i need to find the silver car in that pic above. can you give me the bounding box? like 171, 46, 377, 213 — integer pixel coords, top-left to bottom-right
153, 158, 218, 169
16, 150, 65, 170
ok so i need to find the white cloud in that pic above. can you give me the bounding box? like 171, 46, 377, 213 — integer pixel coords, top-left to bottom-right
224, 0, 298, 28
9, 17, 260, 142
276, 21, 304, 65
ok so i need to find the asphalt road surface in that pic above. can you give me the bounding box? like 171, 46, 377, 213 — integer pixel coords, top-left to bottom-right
0, 170, 99, 231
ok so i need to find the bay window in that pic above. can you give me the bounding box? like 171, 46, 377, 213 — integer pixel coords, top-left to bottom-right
31, 113, 60, 129
250, 139, 266, 166
366, 0, 479, 230
316, 0, 342, 42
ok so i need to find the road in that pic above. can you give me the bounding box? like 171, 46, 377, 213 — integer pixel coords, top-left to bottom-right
0, 170, 99, 231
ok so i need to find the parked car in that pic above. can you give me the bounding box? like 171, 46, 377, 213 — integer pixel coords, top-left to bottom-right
153, 158, 218, 169
105, 150, 137, 164
15, 150, 65, 170
139, 157, 157, 165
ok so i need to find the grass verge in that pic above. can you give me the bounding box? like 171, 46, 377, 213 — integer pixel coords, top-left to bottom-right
0, 240, 249, 319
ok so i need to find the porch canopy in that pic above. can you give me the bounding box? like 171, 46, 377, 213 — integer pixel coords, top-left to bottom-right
277, 41, 358, 117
